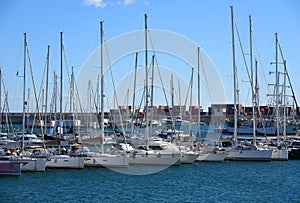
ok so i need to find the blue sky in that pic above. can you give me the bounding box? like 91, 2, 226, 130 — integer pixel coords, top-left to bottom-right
0, 0, 300, 112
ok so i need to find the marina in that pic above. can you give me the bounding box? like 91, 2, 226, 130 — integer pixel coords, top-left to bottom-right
1, 1, 300, 202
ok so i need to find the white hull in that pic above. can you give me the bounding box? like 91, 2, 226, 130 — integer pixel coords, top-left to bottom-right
128, 150, 181, 166
180, 151, 199, 164
225, 148, 273, 161
20, 157, 46, 172
271, 149, 288, 161
46, 155, 84, 169
196, 151, 227, 162
84, 153, 129, 168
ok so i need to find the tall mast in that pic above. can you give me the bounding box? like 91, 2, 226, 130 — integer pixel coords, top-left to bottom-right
100, 21, 105, 154
44, 45, 50, 135
21, 33, 27, 153
131, 52, 138, 136
275, 33, 280, 143
149, 54, 155, 138
54, 71, 57, 117
283, 60, 287, 138
70, 66, 74, 113
255, 59, 259, 110
59, 32, 63, 143
189, 67, 194, 136
249, 15, 256, 146
197, 47, 201, 137
150, 55, 154, 111
230, 6, 237, 146
144, 13, 149, 144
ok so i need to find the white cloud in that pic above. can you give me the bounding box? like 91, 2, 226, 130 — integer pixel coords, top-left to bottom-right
84, 0, 106, 8
124, 0, 134, 6
83, 0, 147, 8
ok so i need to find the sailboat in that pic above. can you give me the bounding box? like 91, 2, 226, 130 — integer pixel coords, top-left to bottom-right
80, 21, 129, 168
119, 14, 181, 166
194, 47, 226, 162
224, 7, 272, 161
16, 33, 47, 172
46, 32, 84, 169
267, 33, 288, 161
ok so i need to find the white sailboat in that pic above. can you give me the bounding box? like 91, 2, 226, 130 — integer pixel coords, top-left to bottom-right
194, 46, 226, 162
224, 7, 273, 161
46, 32, 84, 169
124, 14, 181, 166
81, 21, 129, 168
269, 33, 288, 161
19, 33, 46, 172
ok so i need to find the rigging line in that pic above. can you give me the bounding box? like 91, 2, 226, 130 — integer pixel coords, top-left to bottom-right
153, 54, 179, 131
91, 82, 103, 131
181, 69, 193, 118
4, 92, 14, 134
26, 45, 43, 132
62, 45, 72, 85
73, 78, 84, 114
278, 42, 299, 110
252, 32, 268, 91
62, 45, 72, 121
199, 49, 212, 103
49, 72, 57, 114
1, 79, 16, 134
148, 30, 178, 131
235, 23, 253, 93
90, 82, 99, 114
61, 45, 83, 126
63, 82, 71, 112
148, 30, 170, 108
36, 50, 48, 108
103, 33, 126, 136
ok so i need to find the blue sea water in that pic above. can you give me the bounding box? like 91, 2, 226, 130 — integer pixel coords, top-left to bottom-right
1, 161, 299, 203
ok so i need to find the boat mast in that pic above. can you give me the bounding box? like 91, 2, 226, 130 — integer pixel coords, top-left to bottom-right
249, 15, 256, 146
131, 52, 138, 136
44, 45, 50, 135
100, 21, 104, 154
275, 33, 280, 144
149, 54, 154, 138
144, 13, 149, 146
230, 6, 237, 146
197, 47, 201, 137
22, 33, 27, 153
189, 67, 194, 136
59, 32, 63, 146
283, 60, 287, 138
255, 59, 260, 112
70, 67, 73, 113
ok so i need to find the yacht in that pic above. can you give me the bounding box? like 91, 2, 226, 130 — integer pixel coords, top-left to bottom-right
70, 145, 129, 168
222, 141, 273, 161
196, 145, 227, 162
46, 154, 85, 169
110, 141, 181, 166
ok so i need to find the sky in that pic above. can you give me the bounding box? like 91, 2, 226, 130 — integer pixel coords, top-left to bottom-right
0, 0, 300, 112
